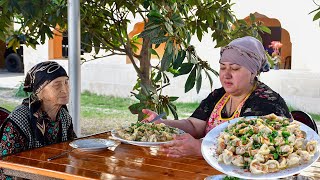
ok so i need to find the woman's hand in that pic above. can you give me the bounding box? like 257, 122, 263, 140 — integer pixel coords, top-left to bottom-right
159, 133, 202, 158
141, 109, 164, 124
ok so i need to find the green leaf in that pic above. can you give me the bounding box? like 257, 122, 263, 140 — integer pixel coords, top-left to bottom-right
163, 104, 169, 115
313, 11, 320, 21
196, 73, 202, 93
165, 22, 173, 35
185, 66, 196, 93
161, 42, 174, 71
176, 63, 194, 76
173, 50, 186, 69
168, 103, 179, 120
154, 72, 162, 82
150, 36, 169, 45
134, 93, 147, 101
196, 25, 202, 41
128, 103, 145, 114
259, 26, 271, 34
250, 13, 256, 22
150, 48, 160, 59
169, 96, 179, 102
204, 70, 213, 89
148, 10, 163, 18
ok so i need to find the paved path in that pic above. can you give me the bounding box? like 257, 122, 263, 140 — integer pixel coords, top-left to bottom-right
0, 69, 24, 89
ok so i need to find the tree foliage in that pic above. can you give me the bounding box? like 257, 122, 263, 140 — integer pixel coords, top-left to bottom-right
310, 0, 320, 26
0, 0, 269, 120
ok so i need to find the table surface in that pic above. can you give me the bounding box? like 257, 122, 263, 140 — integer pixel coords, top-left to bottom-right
0, 132, 319, 180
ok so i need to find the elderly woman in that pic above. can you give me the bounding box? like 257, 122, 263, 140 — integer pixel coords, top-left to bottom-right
142, 36, 291, 158
0, 61, 76, 157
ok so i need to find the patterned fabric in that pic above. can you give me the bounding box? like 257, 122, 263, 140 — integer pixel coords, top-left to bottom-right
205, 84, 254, 133
23, 61, 68, 93
0, 103, 76, 157
191, 81, 291, 133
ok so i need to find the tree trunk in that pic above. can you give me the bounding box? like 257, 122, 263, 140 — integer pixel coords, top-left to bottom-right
138, 37, 152, 120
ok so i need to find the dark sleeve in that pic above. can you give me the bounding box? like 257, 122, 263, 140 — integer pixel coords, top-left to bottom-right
190, 88, 224, 121
0, 121, 28, 156
241, 85, 291, 118
67, 122, 77, 140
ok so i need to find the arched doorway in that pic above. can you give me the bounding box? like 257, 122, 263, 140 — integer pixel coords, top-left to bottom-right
244, 12, 292, 69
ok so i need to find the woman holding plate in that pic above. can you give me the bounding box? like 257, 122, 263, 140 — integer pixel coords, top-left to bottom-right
142, 36, 291, 158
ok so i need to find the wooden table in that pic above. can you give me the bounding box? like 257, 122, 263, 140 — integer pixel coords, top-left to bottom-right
0, 132, 319, 180
0, 132, 221, 180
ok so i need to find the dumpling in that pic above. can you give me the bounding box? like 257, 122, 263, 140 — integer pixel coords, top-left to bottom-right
287, 153, 301, 167
236, 146, 246, 155
232, 155, 244, 167
217, 138, 226, 154
306, 141, 318, 155
278, 157, 287, 169
250, 159, 268, 174
287, 134, 296, 145
254, 153, 265, 162
221, 149, 233, 165
296, 150, 311, 162
258, 144, 270, 155
279, 145, 293, 156
286, 123, 300, 133
265, 160, 280, 173
226, 145, 236, 153
294, 138, 305, 150
274, 135, 284, 146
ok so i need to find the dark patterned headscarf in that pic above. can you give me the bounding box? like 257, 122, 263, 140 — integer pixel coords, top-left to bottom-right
24, 61, 68, 94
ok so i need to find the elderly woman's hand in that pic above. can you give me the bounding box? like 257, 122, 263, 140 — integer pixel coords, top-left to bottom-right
159, 133, 202, 158
141, 109, 164, 124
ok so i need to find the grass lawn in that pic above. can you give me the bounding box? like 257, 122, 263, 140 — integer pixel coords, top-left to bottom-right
1, 89, 320, 136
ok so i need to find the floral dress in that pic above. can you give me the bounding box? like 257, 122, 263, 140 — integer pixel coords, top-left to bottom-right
190, 81, 291, 134
0, 101, 76, 179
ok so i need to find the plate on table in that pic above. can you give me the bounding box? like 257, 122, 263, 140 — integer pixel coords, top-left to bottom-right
69, 138, 116, 151
201, 116, 320, 180
111, 129, 176, 147
204, 174, 244, 180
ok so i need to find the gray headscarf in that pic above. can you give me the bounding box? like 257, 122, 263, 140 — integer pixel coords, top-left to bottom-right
219, 36, 270, 74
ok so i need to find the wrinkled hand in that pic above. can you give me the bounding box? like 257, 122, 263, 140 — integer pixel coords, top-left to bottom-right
141, 109, 163, 124
159, 133, 202, 158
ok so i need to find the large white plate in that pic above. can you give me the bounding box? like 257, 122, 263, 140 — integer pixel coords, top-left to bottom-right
201, 116, 320, 180
111, 129, 184, 147
69, 138, 116, 151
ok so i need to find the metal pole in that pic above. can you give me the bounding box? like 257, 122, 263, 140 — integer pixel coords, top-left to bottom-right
68, 0, 81, 136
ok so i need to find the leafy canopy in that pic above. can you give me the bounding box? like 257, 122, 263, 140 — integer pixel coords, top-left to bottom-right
0, 0, 270, 119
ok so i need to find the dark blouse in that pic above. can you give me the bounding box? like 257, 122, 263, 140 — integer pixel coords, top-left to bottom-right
0, 106, 76, 157
191, 81, 291, 121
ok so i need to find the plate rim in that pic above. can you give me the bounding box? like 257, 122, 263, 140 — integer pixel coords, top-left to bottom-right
201, 116, 320, 180
69, 138, 116, 151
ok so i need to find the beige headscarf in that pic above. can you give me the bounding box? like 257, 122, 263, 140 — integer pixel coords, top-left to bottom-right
219, 36, 270, 74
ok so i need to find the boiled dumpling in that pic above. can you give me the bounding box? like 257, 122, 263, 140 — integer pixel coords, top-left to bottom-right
221, 149, 233, 165
258, 144, 270, 155
250, 159, 268, 174
232, 155, 244, 167
296, 150, 311, 162
265, 160, 280, 173
306, 140, 317, 155
287, 153, 300, 167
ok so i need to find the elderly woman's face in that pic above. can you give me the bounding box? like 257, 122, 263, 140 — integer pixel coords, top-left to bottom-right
219, 62, 253, 96
38, 76, 70, 105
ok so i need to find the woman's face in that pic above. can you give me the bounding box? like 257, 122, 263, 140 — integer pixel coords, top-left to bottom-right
219, 62, 254, 96
38, 76, 70, 105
